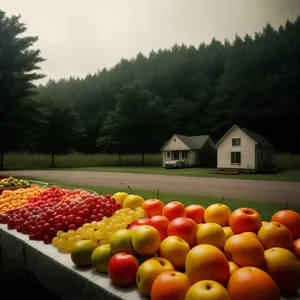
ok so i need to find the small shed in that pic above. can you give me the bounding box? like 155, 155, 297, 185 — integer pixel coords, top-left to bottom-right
160, 134, 216, 167
215, 125, 275, 172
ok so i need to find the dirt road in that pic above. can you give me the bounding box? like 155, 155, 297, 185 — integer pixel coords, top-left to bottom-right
2, 170, 300, 204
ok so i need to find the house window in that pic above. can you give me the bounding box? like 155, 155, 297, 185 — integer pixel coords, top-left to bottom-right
182, 151, 188, 159
231, 152, 241, 164
165, 152, 170, 158
232, 138, 241, 146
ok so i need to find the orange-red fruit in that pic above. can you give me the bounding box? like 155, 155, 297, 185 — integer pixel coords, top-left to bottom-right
293, 238, 300, 259
162, 201, 186, 221
229, 207, 262, 234
142, 199, 164, 217
224, 234, 265, 268
271, 209, 300, 240
167, 217, 198, 247
185, 204, 205, 224
227, 267, 281, 300
151, 271, 191, 300
185, 244, 230, 285
257, 221, 293, 250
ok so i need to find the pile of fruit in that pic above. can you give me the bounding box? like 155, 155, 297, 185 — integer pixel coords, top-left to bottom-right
0, 176, 29, 188
0, 185, 41, 213
4, 186, 122, 244
1, 183, 300, 300
68, 196, 300, 300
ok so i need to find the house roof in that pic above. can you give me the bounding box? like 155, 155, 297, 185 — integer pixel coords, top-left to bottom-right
161, 134, 211, 151
215, 125, 274, 149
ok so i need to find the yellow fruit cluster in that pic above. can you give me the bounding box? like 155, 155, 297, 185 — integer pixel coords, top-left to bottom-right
52, 207, 148, 253
0, 186, 41, 213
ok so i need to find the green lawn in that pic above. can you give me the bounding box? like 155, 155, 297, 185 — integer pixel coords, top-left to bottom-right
23, 177, 300, 221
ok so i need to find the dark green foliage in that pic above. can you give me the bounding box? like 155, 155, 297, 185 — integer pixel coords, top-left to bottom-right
35, 18, 300, 155
35, 99, 84, 167
0, 10, 45, 169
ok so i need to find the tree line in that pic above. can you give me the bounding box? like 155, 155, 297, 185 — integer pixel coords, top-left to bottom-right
1, 9, 300, 169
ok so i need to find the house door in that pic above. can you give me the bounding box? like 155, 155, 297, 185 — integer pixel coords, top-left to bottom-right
173, 151, 179, 160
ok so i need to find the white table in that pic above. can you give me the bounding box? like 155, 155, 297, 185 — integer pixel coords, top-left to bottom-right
0, 224, 299, 300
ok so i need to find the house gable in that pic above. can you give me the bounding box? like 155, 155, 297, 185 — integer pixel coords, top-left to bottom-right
215, 125, 273, 149
160, 134, 191, 151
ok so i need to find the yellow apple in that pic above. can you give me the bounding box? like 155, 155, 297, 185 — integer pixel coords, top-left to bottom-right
204, 203, 231, 227
223, 226, 234, 239
109, 229, 136, 255
185, 280, 231, 300
123, 194, 145, 209
112, 192, 128, 205
132, 225, 161, 256
136, 257, 175, 296
158, 236, 190, 270
197, 223, 227, 250
264, 247, 300, 293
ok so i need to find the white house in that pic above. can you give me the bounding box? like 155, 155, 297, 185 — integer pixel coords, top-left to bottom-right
215, 125, 275, 172
161, 134, 216, 167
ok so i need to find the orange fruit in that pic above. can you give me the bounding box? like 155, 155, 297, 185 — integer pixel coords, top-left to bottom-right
185, 244, 230, 285
227, 267, 280, 300
162, 201, 186, 221
228, 261, 239, 275
229, 207, 262, 234
271, 209, 300, 240
204, 203, 231, 227
258, 222, 293, 250
185, 204, 205, 224
241, 231, 259, 240
142, 199, 164, 217
293, 238, 300, 259
151, 271, 191, 300
224, 234, 265, 268
263, 247, 300, 293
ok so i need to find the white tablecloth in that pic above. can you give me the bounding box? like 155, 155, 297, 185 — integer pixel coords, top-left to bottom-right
0, 224, 299, 300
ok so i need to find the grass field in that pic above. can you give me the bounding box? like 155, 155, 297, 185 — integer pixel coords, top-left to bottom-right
3, 152, 300, 181
22, 176, 300, 221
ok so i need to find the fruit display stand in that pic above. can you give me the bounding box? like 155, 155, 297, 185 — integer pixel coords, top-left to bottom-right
0, 184, 300, 300
0, 223, 298, 300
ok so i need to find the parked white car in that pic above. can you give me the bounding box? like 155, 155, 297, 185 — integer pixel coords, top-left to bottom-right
164, 160, 185, 169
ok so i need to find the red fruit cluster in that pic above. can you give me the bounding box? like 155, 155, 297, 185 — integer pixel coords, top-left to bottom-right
5, 186, 121, 244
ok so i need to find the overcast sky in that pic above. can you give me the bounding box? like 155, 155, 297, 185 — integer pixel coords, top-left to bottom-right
2, 0, 300, 83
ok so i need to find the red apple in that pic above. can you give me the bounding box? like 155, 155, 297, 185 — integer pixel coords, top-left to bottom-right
229, 208, 262, 234
162, 201, 186, 221
186, 204, 205, 224
167, 217, 198, 247
142, 199, 164, 217
108, 252, 139, 287
128, 218, 150, 230
148, 215, 169, 241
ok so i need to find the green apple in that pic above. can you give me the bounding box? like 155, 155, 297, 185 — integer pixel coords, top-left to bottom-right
109, 229, 136, 255
132, 225, 161, 256
136, 257, 175, 296
71, 240, 98, 268
91, 244, 113, 273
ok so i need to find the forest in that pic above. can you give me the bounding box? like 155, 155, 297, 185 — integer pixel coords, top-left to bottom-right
1, 9, 300, 169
